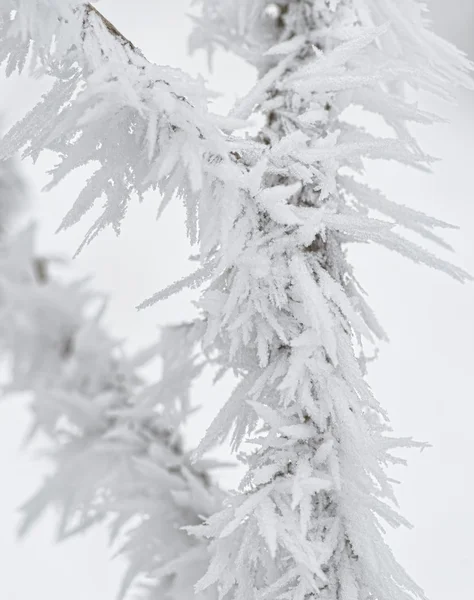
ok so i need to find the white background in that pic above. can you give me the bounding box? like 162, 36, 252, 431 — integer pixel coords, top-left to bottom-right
0, 1, 473, 599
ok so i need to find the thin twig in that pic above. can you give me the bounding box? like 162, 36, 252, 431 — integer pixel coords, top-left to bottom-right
84, 3, 139, 53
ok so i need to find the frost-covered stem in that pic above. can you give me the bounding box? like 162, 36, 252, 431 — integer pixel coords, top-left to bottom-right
0, 206, 221, 598
248, 4, 379, 596
0, 0, 243, 250
186, 2, 471, 600
15, 273, 221, 597
191, 5, 413, 598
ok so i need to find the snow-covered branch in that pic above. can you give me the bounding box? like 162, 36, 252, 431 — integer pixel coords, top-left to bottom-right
0, 154, 223, 598
0, 226, 224, 599
0, 0, 245, 252
180, 2, 472, 600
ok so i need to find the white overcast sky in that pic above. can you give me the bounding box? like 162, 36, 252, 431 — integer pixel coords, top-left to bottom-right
0, 1, 473, 600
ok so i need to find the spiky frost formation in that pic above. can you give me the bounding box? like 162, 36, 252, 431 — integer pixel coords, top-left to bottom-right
0, 2, 472, 600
